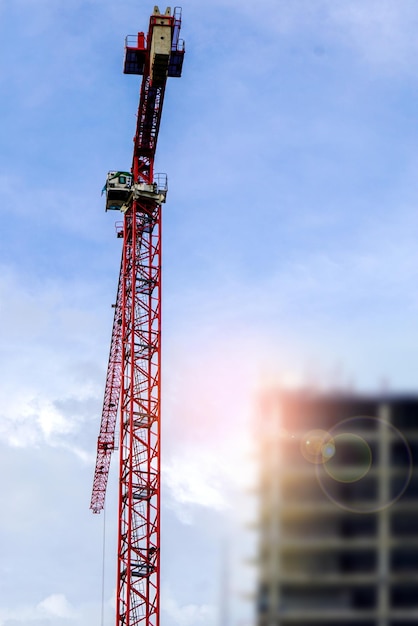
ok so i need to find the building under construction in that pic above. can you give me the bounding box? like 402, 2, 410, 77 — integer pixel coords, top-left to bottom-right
257, 390, 418, 625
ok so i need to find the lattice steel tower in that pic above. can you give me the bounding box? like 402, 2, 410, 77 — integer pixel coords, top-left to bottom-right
90, 8, 185, 626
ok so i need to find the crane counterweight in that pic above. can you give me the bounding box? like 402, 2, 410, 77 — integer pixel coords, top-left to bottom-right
123, 6, 185, 79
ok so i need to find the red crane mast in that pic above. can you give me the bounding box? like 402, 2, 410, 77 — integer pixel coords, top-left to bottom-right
90, 7, 184, 626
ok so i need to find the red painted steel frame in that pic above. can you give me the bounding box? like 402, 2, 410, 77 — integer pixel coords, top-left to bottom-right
91, 7, 183, 626
117, 197, 162, 626
91, 272, 123, 514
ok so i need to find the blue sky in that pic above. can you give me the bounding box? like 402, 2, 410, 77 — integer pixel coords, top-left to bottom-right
2, 1, 418, 625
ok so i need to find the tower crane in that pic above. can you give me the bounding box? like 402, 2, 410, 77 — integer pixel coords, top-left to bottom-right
90, 7, 185, 626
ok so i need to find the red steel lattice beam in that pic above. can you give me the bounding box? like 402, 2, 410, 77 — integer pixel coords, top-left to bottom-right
91, 271, 123, 514
91, 7, 184, 626
117, 199, 161, 626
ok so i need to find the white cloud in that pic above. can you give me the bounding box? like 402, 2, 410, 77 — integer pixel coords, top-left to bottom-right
162, 587, 216, 626
0, 262, 109, 458
163, 432, 256, 524
36, 398, 75, 440
163, 450, 227, 516
37, 595, 76, 620
0, 390, 101, 464
0, 594, 76, 626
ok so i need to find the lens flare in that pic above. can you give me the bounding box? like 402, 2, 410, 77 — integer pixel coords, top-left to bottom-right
316, 416, 412, 514
323, 432, 372, 483
300, 429, 334, 464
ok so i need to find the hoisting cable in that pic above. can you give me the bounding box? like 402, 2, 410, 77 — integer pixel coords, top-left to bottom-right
100, 504, 106, 626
